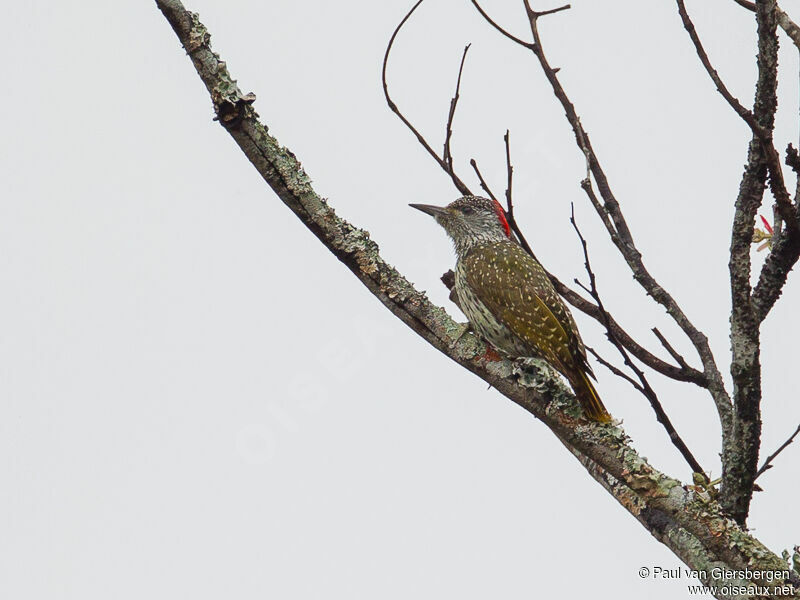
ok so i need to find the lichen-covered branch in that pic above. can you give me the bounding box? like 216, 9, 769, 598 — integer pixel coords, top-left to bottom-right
722, 0, 781, 527
734, 0, 800, 51
154, 1, 799, 595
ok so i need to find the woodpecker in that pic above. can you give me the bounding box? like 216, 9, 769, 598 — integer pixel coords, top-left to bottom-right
410, 195, 611, 423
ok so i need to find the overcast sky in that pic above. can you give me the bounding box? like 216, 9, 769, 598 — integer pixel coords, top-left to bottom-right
2, 1, 799, 598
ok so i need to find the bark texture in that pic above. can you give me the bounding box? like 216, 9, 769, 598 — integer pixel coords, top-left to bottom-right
722, 0, 780, 525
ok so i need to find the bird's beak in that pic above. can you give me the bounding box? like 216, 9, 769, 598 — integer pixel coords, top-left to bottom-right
409, 203, 449, 218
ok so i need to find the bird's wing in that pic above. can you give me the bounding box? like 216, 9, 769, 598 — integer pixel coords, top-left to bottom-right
463, 242, 585, 375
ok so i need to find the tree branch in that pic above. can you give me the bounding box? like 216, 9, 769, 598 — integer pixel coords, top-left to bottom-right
719, 0, 781, 526
469, 0, 534, 49
382, 0, 472, 196
676, 0, 797, 235
733, 0, 800, 51
154, 2, 799, 594
755, 423, 800, 480
652, 327, 693, 372
443, 44, 471, 190
501, 0, 734, 450
570, 206, 706, 477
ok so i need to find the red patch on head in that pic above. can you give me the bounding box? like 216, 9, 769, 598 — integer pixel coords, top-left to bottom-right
491, 199, 512, 238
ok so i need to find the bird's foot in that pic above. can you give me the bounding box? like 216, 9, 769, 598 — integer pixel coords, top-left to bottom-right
449, 321, 473, 349
480, 345, 503, 362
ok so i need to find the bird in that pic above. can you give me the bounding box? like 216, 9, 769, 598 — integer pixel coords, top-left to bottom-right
410, 195, 611, 423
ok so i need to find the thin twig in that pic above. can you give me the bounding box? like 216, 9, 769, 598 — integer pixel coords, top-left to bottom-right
586, 346, 643, 392
443, 44, 472, 188
677, 0, 763, 132
504, 130, 514, 220
510, 0, 733, 436
677, 0, 797, 234
526, 3, 571, 19
652, 327, 692, 371
497, 130, 537, 258
469, 158, 500, 204
755, 423, 800, 479
470, 0, 534, 49
382, 0, 472, 196
570, 205, 706, 476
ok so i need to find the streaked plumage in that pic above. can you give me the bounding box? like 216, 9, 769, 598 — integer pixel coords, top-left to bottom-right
411, 196, 611, 423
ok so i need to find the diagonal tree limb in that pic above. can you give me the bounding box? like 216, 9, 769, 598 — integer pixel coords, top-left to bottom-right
154, 3, 800, 593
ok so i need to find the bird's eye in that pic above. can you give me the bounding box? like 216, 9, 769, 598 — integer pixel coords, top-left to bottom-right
460, 206, 474, 215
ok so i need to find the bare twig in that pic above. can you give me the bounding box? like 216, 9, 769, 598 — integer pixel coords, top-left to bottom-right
755, 423, 800, 480
652, 327, 692, 372
504, 130, 514, 219
586, 346, 643, 392
676, 0, 797, 234
676, 0, 762, 132
443, 44, 471, 189
527, 3, 571, 19
469, 158, 500, 204
557, 283, 706, 385
382, 0, 472, 196
469, 0, 534, 49
570, 205, 706, 477
504, 0, 733, 432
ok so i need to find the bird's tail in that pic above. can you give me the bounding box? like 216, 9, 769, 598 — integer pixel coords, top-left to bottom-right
574, 370, 612, 423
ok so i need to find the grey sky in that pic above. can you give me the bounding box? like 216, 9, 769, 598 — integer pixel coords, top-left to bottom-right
1, 1, 798, 598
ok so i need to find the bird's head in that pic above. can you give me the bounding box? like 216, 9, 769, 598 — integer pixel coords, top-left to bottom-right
410, 195, 511, 253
